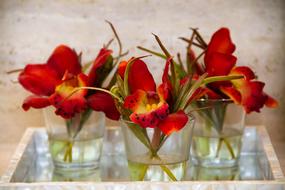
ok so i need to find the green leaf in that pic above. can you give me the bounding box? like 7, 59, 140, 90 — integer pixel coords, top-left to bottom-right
78, 109, 92, 131
126, 122, 151, 150
123, 58, 136, 96
71, 87, 123, 103
202, 75, 244, 85
153, 34, 179, 98
179, 73, 208, 110
137, 46, 167, 59
116, 74, 126, 98
106, 20, 123, 67
160, 165, 177, 181
138, 45, 187, 84
174, 62, 187, 79
173, 75, 194, 112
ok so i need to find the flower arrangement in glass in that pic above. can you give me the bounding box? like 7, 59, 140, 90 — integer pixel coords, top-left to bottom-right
17, 22, 125, 170
95, 34, 243, 181
177, 28, 278, 167
135, 27, 278, 170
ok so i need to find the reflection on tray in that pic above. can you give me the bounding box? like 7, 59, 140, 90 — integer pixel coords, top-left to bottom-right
188, 154, 264, 181
10, 127, 272, 182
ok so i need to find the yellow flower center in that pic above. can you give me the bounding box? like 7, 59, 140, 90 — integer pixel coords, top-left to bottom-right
146, 103, 158, 112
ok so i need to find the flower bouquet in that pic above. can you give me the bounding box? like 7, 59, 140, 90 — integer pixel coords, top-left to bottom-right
178, 28, 278, 167
17, 22, 125, 169
101, 34, 243, 181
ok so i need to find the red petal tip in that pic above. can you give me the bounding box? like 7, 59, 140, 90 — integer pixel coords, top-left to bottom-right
22, 96, 51, 111
158, 110, 188, 135
265, 95, 278, 108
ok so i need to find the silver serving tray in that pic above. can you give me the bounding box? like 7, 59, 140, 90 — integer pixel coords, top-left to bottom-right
0, 126, 284, 190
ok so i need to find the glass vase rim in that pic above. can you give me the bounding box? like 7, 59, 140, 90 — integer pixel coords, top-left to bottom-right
195, 98, 234, 103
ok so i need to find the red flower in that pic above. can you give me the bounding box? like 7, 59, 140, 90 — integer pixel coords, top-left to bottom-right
87, 91, 120, 120
19, 45, 120, 120
49, 72, 89, 118
119, 59, 188, 135
197, 28, 278, 113
88, 48, 113, 86
47, 45, 82, 77
87, 47, 120, 120
19, 45, 82, 118
118, 59, 156, 93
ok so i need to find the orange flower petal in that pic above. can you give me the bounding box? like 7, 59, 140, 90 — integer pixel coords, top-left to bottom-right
237, 81, 267, 113
118, 60, 128, 79
220, 86, 241, 104
158, 110, 188, 135
124, 90, 148, 113
190, 87, 222, 102
230, 66, 255, 81
265, 94, 278, 108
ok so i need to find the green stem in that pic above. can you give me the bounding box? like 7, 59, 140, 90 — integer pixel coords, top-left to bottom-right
160, 165, 177, 181
152, 34, 179, 98
151, 127, 161, 152
179, 37, 205, 49
127, 123, 152, 150
191, 28, 208, 48
149, 154, 178, 181
142, 129, 178, 181
136, 155, 178, 181
195, 101, 236, 160
105, 20, 122, 67
215, 137, 235, 159
76, 87, 123, 103
224, 138, 235, 159
62, 110, 92, 163
215, 138, 223, 158
63, 141, 73, 162
137, 46, 167, 59
62, 113, 80, 163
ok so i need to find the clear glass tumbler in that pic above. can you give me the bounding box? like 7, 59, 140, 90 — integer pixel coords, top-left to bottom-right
120, 115, 195, 181
191, 99, 245, 168
43, 107, 105, 170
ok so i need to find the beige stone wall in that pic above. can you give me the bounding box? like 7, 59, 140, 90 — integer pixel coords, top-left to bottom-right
0, 0, 284, 174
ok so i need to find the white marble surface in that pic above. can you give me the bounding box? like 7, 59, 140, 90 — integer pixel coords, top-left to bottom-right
0, 0, 284, 175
